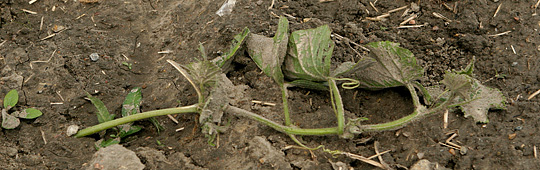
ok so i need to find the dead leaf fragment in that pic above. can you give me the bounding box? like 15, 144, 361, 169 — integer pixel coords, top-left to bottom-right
508, 133, 517, 140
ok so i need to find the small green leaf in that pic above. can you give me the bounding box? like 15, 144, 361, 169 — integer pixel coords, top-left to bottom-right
212, 27, 250, 69
442, 73, 505, 123
122, 87, 142, 117
117, 125, 142, 138
348, 41, 423, 89
1, 109, 20, 129
4, 89, 18, 109
283, 24, 334, 82
86, 92, 115, 123
18, 108, 43, 119
247, 16, 289, 85
96, 138, 121, 150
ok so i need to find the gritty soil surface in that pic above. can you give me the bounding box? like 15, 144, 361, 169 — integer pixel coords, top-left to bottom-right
1, 0, 540, 169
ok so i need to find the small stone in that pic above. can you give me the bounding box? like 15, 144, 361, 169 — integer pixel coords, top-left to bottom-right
511, 62, 518, 67
460, 147, 468, 155
66, 125, 79, 136
89, 53, 100, 61
508, 133, 517, 140
448, 148, 456, 156
410, 2, 420, 12
515, 126, 523, 131
408, 19, 416, 25
432, 26, 440, 31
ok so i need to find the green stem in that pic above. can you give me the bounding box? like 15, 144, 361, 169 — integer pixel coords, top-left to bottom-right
329, 79, 345, 135
281, 84, 291, 126
75, 104, 199, 138
226, 105, 340, 135
358, 93, 456, 132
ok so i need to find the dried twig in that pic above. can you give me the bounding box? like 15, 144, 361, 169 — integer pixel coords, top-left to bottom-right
167, 114, 179, 124
493, 3, 502, 18
400, 14, 417, 25
342, 152, 386, 169
528, 89, 540, 100
40, 127, 47, 145
535, 145, 538, 158
56, 91, 65, 101
30, 49, 56, 69
370, 1, 379, 13
22, 9, 37, 14
488, 31, 511, 37
374, 141, 391, 169
331, 33, 370, 52
268, 0, 274, 10
252, 100, 276, 106
39, 16, 44, 31
396, 25, 424, 29
387, 5, 408, 14
432, 12, 452, 22
443, 110, 448, 129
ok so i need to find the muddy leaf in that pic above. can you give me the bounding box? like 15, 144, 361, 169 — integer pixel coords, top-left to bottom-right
122, 87, 142, 117
284, 24, 334, 82
442, 72, 506, 123
212, 27, 250, 69
3, 89, 18, 109
86, 92, 115, 123
17, 108, 43, 119
1, 109, 20, 129
247, 16, 289, 84
347, 41, 423, 89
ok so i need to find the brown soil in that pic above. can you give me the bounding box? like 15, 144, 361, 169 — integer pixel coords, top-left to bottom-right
1, 0, 539, 169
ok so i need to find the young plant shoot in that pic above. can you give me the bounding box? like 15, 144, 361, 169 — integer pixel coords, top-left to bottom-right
1, 89, 43, 129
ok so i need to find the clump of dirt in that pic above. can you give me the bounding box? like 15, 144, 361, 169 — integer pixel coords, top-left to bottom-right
1, 0, 540, 169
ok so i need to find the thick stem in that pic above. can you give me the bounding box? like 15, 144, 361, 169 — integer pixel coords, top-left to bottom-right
328, 79, 345, 135
281, 84, 291, 126
226, 105, 340, 135
75, 104, 199, 138
357, 93, 457, 132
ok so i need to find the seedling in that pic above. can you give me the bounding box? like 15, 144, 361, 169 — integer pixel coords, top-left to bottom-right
85, 87, 163, 149
1, 89, 43, 129
122, 62, 133, 70
75, 17, 505, 152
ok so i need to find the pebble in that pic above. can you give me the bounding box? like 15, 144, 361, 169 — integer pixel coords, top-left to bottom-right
508, 133, 517, 140
90, 53, 100, 61
511, 62, 518, 67
66, 125, 79, 136
514, 126, 523, 131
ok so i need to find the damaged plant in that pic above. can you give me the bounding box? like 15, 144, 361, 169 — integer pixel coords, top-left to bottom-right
75, 17, 505, 152
1, 89, 43, 129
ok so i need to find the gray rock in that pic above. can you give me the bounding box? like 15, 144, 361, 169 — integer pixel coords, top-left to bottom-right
410, 159, 450, 170
84, 144, 144, 170
249, 136, 292, 170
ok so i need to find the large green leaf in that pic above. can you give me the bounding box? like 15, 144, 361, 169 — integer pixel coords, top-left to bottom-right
122, 87, 142, 117
212, 27, 250, 69
347, 41, 423, 89
283, 24, 334, 82
247, 16, 289, 85
86, 92, 115, 123
3, 89, 18, 109
442, 72, 506, 123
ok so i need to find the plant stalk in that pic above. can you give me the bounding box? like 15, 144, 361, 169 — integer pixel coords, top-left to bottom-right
281, 84, 292, 126
226, 105, 340, 135
75, 104, 199, 138
328, 79, 345, 135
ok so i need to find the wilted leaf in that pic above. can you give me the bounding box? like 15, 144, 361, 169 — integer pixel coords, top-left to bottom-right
442, 72, 506, 123
122, 87, 142, 117
247, 16, 289, 84
347, 41, 423, 89
212, 27, 250, 69
86, 92, 115, 123
1, 109, 20, 129
284, 24, 334, 82
3, 89, 18, 109
17, 108, 43, 119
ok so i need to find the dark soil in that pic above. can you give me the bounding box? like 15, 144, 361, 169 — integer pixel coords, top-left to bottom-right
1, 0, 540, 169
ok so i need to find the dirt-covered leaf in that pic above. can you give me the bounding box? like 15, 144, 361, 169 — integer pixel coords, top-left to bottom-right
1, 109, 20, 129
17, 108, 43, 119
122, 87, 142, 117
347, 41, 423, 89
442, 72, 506, 123
212, 27, 250, 69
283, 24, 334, 82
247, 16, 289, 84
86, 92, 115, 123
3, 89, 18, 109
